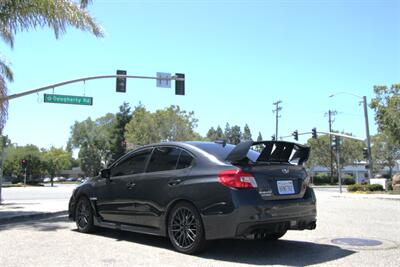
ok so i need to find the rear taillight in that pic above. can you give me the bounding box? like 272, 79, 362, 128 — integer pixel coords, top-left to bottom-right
218, 170, 258, 189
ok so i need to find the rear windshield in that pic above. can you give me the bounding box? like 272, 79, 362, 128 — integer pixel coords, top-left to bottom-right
187, 142, 260, 162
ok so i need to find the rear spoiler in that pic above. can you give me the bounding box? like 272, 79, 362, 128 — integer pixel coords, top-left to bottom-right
225, 140, 310, 165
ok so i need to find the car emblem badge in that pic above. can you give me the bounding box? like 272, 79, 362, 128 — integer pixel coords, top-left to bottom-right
282, 168, 289, 174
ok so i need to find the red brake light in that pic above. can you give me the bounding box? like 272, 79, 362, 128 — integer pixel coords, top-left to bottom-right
218, 170, 258, 189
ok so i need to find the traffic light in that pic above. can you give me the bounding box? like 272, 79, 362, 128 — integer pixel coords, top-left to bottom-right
21, 159, 28, 169
175, 73, 185, 95
271, 135, 276, 141
362, 148, 369, 159
116, 70, 127, 92
292, 130, 298, 141
312, 128, 317, 139
332, 135, 341, 150
331, 135, 336, 149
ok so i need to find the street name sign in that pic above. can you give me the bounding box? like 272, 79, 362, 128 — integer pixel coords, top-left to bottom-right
156, 72, 171, 88
44, 93, 93, 106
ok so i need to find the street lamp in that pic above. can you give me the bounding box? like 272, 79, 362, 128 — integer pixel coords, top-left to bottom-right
329, 92, 373, 180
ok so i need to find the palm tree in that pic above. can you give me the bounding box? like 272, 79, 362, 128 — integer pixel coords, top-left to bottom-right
0, 0, 103, 132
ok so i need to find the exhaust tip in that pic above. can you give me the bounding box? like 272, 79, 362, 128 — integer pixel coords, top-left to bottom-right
308, 221, 317, 230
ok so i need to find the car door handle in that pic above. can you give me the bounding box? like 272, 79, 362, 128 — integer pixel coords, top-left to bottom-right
168, 179, 182, 186
127, 181, 136, 189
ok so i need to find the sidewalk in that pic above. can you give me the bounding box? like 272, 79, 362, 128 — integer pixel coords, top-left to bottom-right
0, 199, 69, 225
331, 192, 400, 201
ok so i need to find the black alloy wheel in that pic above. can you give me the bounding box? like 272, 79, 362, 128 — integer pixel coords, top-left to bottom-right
168, 202, 206, 254
75, 197, 95, 233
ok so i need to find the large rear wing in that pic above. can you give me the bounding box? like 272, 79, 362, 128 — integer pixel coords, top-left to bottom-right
225, 140, 310, 165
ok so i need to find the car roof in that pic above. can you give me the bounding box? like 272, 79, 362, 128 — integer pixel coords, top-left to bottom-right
131, 141, 234, 160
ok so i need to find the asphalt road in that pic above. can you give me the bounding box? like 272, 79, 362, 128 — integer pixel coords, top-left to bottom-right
0, 190, 399, 267
1, 184, 77, 200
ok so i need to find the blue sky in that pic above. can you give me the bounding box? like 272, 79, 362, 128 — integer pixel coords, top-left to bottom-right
2, 0, 399, 150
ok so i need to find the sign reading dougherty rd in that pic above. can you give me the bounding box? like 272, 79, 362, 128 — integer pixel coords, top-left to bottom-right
44, 94, 93, 106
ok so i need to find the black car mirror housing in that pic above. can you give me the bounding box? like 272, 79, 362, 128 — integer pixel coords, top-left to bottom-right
100, 168, 111, 179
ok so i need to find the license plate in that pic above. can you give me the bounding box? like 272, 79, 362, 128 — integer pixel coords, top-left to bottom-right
277, 180, 295, 195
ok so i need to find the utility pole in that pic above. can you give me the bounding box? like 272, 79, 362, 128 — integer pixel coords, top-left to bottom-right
273, 100, 282, 139
336, 138, 342, 193
363, 96, 373, 179
325, 110, 337, 184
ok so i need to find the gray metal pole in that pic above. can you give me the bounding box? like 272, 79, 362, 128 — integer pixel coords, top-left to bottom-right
336, 143, 342, 193
363, 96, 373, 179
328, 110, 334, 183
0, 74, 185, 102
24, 167, 27, 187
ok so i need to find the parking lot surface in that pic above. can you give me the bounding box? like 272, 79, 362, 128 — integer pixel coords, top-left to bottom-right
0, 189, 399, 267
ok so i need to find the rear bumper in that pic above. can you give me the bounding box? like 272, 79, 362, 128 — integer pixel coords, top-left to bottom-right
201, 187, 317, 240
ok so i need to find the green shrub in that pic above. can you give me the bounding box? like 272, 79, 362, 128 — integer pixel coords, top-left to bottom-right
388, 183, 393, 191
347, 184, 364, 192
348, 183, 384, 192
342, 177, 356, 185
312, 175, 337, 185
368, 184, 384, 191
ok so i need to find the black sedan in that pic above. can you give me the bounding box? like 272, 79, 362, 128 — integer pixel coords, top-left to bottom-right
68, 140, 317, 254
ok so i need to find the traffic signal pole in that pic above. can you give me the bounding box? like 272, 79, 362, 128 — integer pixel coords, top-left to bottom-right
0, 74, 185, 102
280, 131, 364, 142
363, 96, 373, 179
0, 73, 185, 203
336, 144, 342, 193
24, 167, 27, 187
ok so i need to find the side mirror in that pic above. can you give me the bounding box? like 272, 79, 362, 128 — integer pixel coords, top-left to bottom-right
100, 168, 111, 179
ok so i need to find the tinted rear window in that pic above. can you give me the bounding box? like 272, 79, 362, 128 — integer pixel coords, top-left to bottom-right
187, 142, 259, 162
147, 147, 181, 172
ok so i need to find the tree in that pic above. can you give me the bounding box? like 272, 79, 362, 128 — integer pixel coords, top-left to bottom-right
125, 105, 202, 146
125, 105, 159, 146
206, 125, 226, 141
307, 132, 364, 182
109, 102, 132, 163
154, 105, 201, 142
370, 84, 400, 145
206, 127, 217, 141
307, 135, 332, 170
3, 144, 44, 183
242, 124, 252, 141
229, 125, 242, 145
371, 133, 400, 177
224, 123, 231, 142
254, 132, 263, 152
0, 0, 103, 131
43, 147, 72, 186
215, 126, 224, 140
68, 113, 115, 176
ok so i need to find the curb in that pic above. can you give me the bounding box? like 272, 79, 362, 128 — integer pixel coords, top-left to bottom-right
0, 210, 68, 225
311, 185, 349, 189
331, 194, 400, 201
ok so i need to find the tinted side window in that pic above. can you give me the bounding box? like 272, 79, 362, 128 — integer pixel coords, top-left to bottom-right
177, 150, 193, 169
111, 149, 151, 177
147, 147, 181, 173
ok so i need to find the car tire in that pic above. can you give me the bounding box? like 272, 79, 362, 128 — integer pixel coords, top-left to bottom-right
167, 202, 207, 254
75, 196, 95, 233
262, 230, 287, 241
